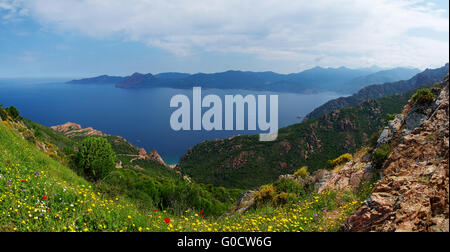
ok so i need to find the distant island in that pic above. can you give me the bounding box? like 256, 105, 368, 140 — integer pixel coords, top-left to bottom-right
67, 66, 420, 94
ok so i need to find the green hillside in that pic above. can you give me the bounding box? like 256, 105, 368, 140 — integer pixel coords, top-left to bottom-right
177, 90, 416, 189
0, 115, 371, 232
16, 118, 243, 216
0, 121, 159, 232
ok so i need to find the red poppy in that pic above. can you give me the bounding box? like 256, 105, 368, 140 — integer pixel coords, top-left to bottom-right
200, 210, 204, 214
201, 214, 204, 218
154, 210, 158, 213
42, 196, 47, 200
7, 160, 10, 163
164, 218, 170, 224
21, 179, 25, 183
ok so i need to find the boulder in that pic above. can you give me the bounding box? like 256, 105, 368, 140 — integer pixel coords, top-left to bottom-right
234, 190, 257, 214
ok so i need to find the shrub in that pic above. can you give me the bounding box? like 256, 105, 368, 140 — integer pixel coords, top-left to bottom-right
0, 107, 7, 121
371, 143, 392, 169
411, 88, 434, 104
256, 185, 276, 203
76, 137, 116, 181
369, 129, 382, 148
6, 106, 19, 119
326, 160, 335, 169
327, 153, 352, 168
274, 178, 304, 195
386, 113, 396, 121
293, 166, 309, 179
272, 192, 296, 205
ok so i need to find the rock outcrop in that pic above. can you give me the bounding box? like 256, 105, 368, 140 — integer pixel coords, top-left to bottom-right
137, 148, 168, 167
233, 190, 258, 214
315, 151, 373, 194
51, 122, 108, 137
344, 74, 449, 232
51, 122, 169, 167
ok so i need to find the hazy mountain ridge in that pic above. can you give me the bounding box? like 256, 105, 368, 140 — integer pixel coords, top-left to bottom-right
67, 66, 420, 93
339, 67, 421, 93
67, 75, 125, 84
305, 64, 449, 120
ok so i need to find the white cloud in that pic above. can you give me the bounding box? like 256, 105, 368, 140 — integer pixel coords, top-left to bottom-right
1, 0, 449, 71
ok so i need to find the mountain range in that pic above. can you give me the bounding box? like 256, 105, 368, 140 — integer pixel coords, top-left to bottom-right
305, 63, 449, 120
67, 66, 421, 94
175, 64, 449, 189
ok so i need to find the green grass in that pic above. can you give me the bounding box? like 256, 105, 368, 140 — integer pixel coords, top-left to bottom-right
1, 120, 377, 232
0, 122, 158, 231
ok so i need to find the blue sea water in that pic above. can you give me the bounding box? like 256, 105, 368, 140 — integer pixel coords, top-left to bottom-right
0, 79, 346, 164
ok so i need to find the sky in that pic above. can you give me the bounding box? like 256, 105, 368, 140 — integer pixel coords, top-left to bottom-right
0, 0, 448, 78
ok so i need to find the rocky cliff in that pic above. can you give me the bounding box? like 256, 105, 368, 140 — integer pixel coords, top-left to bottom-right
343, 74, 449, 232
51, 122, 108, 137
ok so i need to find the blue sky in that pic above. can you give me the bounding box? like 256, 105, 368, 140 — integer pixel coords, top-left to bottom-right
0, 0, 448, 78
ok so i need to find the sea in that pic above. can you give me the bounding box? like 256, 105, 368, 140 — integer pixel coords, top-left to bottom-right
0, 78, 347, 164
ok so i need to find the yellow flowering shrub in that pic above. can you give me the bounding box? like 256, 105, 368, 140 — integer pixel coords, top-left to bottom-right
293, 166, 309, 179
328, 153, 352, 168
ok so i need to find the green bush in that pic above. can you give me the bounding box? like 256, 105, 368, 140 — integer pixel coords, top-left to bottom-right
368, 129, 382, 148
274, 178, 304, 195
6, 106, 20, 119
272, 192, 296, 205
0, 106, 7, 121
76, 137, 116, 181
411, 88, 434, 104
0, 105, 19, 121
372, 143, 392, 169
386, 113, 396, 121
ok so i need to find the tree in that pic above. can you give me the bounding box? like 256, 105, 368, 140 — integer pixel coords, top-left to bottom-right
76, 137, 116, 181
7, 106, 19, 119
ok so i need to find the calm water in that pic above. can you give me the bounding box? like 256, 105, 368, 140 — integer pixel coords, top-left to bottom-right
0, 79, 346, 164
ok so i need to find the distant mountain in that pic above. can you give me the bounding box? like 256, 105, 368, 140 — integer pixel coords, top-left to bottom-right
67, 66, 423, 93
340, 67, 421, 93
279, 66, 375, 91
154, 72, 191, 80
67, 75, 124, 84
305, 63, 449, 120
172, 70, 287, 90
115, 72, 158, 88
